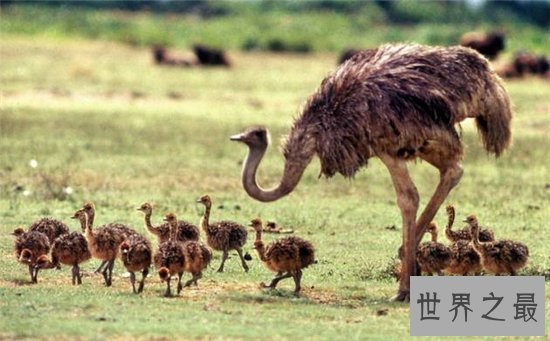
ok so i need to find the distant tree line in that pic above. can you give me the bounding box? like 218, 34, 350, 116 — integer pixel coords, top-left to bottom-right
1, 0, 548, 27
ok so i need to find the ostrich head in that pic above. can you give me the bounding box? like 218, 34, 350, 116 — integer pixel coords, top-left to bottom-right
266, 221, 277, 229
158, 267, 170, 282
463, 214, 478, 226
137, 202, 153, 215
11, 227, 25, 237
426, 222, 439, 241
82, 201, 95, 213
71, 209, 88, 231
19, 249, 33, 264
163, 212, 177, 223
230, 126, 270, 148
248, 218, 263, 232
197, 195, 212, 208
34, 255, 54, 270
120, 241, 131, 254
445, 204, 454, 215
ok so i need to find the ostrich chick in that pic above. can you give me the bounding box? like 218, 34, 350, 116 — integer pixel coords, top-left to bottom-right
120, 234, 152, 294
466, 215, 529, 275
72, 209, 124, 286
444, 207, 481, 275
416, 222, 452, 276
249, 218, 315, 296
153, 213, 186, 297
164, 213, 212, 287
38, 231, 92, 285
81, 201, 138, 274
28, 217, 70, 244
197, 195, 249, 273
12, 229, 50, 283
445, 205, 494, 242
137, 202, 199, 243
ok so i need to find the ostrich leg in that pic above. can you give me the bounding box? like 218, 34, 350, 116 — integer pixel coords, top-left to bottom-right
380, 154, 419, 302
415, 153, 463, 244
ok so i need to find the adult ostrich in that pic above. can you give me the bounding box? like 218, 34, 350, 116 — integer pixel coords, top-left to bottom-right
230, 44, 512, 302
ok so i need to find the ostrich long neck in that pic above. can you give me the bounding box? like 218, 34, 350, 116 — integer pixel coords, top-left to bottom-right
241, 143, 312, 202
143, 211, 157, 235
445, 208, 456, 239
80, 215, 93, 241
430, 230, 438, 242
200, 205, 211, 233
87, 209, 95, 228
169, 221, 177, 241
470, 222, 482, 251
254, 230, 268, 262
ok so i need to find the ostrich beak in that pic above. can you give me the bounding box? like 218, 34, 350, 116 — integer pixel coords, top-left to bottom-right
230, 133, 244, 141
70, 214, 78, 219
196, 198, 202, 203
462, 218, 468, 223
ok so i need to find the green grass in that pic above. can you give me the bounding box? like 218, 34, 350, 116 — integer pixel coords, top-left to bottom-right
0, 35, 549, 339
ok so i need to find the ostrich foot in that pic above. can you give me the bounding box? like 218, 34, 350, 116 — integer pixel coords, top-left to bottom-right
390, 290, 410, 303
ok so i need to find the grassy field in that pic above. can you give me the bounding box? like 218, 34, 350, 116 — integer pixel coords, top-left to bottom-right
0, 35, 549, 339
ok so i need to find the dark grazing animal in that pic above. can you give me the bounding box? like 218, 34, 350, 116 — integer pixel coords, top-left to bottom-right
193, 45, 231, 67
231, 44, 512, 301
460, 31, 505, 60
152, 45, 196, 67
499, 52, 549, 79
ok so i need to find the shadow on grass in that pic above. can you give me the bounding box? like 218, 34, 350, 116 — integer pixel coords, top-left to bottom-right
9, 278, 35, 286
220, 285, 406, 311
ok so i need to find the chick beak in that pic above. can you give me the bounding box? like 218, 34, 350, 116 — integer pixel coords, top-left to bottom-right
230, 133, 244, 142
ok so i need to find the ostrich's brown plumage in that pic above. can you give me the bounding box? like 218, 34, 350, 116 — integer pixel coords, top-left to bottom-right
232, 43, 513, 301
12, 229, 50, 283
416, 222, 451, 276
445, 205, 494, 243
466, 215, 529, 276
72, 209, 124, 286
296, 44, 511, 178
81, 201, 139, 274
137, 202, 199, 244
48, 231, 91, 285
164, 213, 212, 287
28, 217, 69, 244
446, 239, 482, 276
120, 234, 152, 294
197, 195, 249, 273
153, 213, 187, 297
250, 218, 315, 296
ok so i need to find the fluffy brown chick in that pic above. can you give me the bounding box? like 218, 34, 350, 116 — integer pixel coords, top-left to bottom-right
165, 213, 212, 287
137, 202, 199, 244
81, 201, 139, 274
446, 239, 482, 276
28, 217, 70, 244
250, 218, 315, 296
445, 205, 495, 242
72, 209, 124, 286
49, 231, 91, 285
466, 214, 529, 275
12, 229, 50, 283
153, 213, 186, 297
197, 195, 249, 273
120, 234, 152, 294
416, 222, 452, 276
